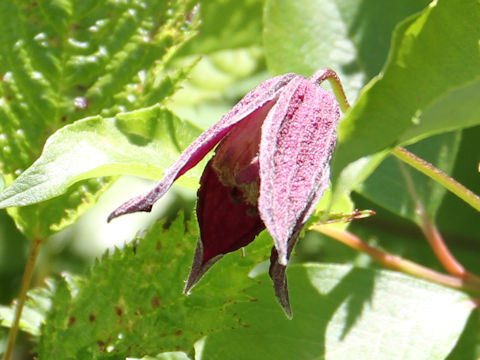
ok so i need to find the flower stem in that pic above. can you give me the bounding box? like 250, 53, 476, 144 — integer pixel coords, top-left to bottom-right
310, 224, 480, 294
392, 146, 480, 212
311, 68, 350, 113
3, 237, 42, 360
320, 69, 480, 214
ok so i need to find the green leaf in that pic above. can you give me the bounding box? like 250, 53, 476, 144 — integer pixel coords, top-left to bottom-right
401, 80, 480, 144
36, 213, 273, 359
0, 106, 201, 209
0, 0, 198, 238
356, 131, 462, 222
200, 264, 472, 360
263, 0, 429, 101
333, 0, 480, 181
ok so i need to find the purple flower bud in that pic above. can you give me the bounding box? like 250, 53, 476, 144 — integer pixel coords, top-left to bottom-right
108, 69, 341, 317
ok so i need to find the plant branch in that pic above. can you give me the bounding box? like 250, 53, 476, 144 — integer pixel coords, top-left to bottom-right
392, 146, 480, 212
396, 158, 470, 278
314, 69, 480, 290
310, 224, 480, 294
421, 215, 471, 277
3, 237, 43, 360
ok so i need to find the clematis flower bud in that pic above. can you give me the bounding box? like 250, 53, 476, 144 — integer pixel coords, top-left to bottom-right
108, 69, 341, 317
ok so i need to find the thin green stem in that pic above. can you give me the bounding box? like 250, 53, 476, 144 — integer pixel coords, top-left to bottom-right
3, 237, 42, 360
311, 224, 480, 294
311, 68, 350, 113
393, 147, 480, 212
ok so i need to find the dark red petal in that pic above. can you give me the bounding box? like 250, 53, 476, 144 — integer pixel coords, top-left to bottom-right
185, 160, 265, 292
259, 76, 340, 265
108, 73, 296, 222
198, 160, 265, 260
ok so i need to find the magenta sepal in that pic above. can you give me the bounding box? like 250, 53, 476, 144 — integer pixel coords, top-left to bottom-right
259, 75, 339, 316
258, 76, 338, 266
107, 73, 296, 222
108, 69, 341, 318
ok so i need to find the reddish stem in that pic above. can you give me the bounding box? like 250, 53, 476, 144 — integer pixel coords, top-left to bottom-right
311, 224, 480, 294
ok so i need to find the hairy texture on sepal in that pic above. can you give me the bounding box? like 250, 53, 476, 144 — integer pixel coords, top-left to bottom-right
259, 78, 339, 265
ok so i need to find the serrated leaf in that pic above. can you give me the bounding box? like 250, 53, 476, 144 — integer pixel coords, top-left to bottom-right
263, 0, 429, 102
199, 264, 473, 360
332, 0, 480, 181
37, 213, 273, 359
0, 0, 198, 238
357, 131, 462, 222
0, 106, 202, 209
